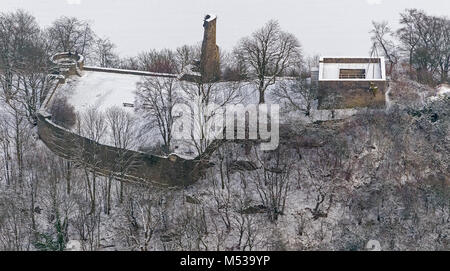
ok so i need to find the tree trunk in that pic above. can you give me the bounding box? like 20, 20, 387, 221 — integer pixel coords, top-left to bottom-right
259, 90, 265, 104
106, 177, 112, 215
259, 77, 266, 104
66, 161, 71, 195
119, 182, 124, 204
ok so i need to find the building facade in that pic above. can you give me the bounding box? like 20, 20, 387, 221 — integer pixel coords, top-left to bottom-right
317, 57, 387, 109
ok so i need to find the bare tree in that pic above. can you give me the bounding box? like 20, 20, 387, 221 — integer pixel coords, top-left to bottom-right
397, 10, 422, 77
208, 170, 233, 231
234, 20, 302, 103
370, 21, 399, 75
116, 186, 169, 251
0, 191, 32, 250
176, 44, 201, 72
118, 56, 140, 70
173, 204, 209, 251
30, 147, 78, 251
231, 199, 261, 251
49, 97, 77, 129
94, 37, 118, 68
72, 193, 101, 251
271, 78, 317, 116
222, 51, 248, 81
305, 54, 320, 72
0, 98, 31, 188
76, 107, 107, 214
179, 80, 241, 157
137, 49, 179, 74
396, 9, 450, 84
248, 147, 293, 222
0, 10, 52, 123
0, 117, 12, 186
136, 77, 180, 155
105, 106, 138, 208
47, 16, 95, 59
299, 148, 351, 221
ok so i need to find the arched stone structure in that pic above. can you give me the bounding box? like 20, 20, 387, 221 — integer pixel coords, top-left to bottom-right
50, 52, 85, 77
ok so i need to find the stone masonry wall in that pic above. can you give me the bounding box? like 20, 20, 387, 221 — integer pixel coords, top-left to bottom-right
318, 80, 386, 109
37, 113, 205, 187
200, 15, 220, 82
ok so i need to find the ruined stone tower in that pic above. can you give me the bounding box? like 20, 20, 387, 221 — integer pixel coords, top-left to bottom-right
200, 14, 220, 82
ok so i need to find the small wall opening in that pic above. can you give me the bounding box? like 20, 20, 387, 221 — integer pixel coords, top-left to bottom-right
339, 69, 366, 79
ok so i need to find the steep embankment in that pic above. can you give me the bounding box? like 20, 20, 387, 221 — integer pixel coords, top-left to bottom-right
174, 82, 449, 251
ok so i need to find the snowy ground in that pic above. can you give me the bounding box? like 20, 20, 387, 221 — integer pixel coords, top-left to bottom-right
437, 84, 450, 96
58, 71, 138, 114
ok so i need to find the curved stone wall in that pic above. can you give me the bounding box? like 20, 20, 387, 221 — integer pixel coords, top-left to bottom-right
38, 53, 207, 187
37, 113, 205, 187
50, 52, 85, 76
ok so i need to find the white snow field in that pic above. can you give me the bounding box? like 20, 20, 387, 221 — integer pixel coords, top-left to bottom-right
60, 70, 140, 114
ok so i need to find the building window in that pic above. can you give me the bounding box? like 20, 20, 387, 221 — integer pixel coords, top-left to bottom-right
339, 69, 366, 79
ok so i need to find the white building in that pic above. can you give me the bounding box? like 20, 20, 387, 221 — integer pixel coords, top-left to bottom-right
316, 57, 387, 109
318, 56, 386, 81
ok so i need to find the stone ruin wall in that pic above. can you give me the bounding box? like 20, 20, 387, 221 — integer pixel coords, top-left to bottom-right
318, 80, 386, 109
200, 15, 220, 82
51, 52, 84, 78
318, 57, 386, 109
38, 54, 206, 187
37, 113, 204, 187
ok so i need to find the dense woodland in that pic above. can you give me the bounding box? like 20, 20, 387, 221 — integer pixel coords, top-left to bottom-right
0, 9, 448, 251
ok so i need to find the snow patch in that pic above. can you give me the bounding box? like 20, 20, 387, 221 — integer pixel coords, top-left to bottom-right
66, 240, 82, 251
205, 14, 217, 22
437, 84, 450, 96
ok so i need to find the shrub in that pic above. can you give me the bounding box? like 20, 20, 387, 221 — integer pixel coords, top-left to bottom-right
49, 97, 77, 129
